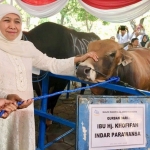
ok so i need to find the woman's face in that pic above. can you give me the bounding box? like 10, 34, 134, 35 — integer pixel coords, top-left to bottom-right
0, 13, 21, 41
143, 36, 148, 42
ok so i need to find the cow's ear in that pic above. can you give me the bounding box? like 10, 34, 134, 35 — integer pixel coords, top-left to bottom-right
118, 55, 132, 66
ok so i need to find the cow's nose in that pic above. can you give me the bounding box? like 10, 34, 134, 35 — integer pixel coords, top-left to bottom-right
84, 67, 91, 75
76, 65, 91, 78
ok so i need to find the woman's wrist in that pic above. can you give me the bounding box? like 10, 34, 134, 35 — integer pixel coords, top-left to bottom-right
74, 52, 98, 64
74, 56, 81, 64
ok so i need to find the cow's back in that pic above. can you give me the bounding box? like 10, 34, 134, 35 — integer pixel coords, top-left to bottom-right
23, 22, 100, 59
122, 49, 150, 90
23, 22, 73, 58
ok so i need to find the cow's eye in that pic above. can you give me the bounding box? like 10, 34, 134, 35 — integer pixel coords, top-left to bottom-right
109, 52, 116, 57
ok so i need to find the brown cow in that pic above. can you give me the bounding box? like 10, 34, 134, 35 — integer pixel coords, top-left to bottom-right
76, 39, 150, 94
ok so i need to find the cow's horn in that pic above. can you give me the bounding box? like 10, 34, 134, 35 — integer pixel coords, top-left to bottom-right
121, 42, 129, 48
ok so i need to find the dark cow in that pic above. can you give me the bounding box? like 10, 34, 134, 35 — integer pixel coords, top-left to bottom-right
22, 22, 100, 115
76, 39, 150, 95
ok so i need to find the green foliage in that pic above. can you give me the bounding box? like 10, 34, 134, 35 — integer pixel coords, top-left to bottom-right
60, 0, 78, 16
67, 25, 82, 32
38, 18, 50, 24
76, 8, 97, 22
2, 0, 7, 4
59, 0, 78, 25
59, 0, 98, 31
102, 21, 110, 25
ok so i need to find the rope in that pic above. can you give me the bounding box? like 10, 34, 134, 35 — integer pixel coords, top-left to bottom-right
0, 76, 119, 117
118, 81, 147, 96
83, 65, 146, 96
32, 72, 49, 82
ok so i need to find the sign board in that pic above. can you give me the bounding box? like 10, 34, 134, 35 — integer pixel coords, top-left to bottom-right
76, 96, 149, 150
89, 104, 146, 150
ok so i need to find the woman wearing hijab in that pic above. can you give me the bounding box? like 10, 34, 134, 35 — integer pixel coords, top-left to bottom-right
140, 34, 149, 47
0, 4, 98, 150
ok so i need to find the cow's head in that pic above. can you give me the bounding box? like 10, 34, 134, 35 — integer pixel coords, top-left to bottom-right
76, 39, 132, 94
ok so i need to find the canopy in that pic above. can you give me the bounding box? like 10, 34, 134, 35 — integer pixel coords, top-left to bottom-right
1, 0, 150, 22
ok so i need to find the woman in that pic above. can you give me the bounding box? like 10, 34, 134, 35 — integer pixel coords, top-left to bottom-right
140, 34, 149, 47
130, 25, 146, 43
0, 4, 98, 150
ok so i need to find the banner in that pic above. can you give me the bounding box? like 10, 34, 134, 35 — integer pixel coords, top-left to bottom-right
15, 0, 69, 18
78, 0, 150, 22
14, 0, 150, 22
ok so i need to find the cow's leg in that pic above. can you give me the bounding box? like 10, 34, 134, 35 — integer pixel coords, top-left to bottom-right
47, 80, 69, 125
47, 78, 69, 114
72, 82, 86, 95
46, 78, 69, 127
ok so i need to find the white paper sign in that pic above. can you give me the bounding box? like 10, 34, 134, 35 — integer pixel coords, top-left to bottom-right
89, 104, 146, 150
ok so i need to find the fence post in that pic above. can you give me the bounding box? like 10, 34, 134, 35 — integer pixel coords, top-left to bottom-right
37, 74, 49, 150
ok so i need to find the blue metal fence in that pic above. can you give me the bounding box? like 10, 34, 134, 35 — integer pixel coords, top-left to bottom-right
35, 72, 150, 150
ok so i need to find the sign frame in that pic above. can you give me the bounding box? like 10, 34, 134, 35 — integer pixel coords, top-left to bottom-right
76, 95, 150, 150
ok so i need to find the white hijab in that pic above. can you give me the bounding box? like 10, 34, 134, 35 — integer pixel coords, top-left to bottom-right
0, 4, 34, 57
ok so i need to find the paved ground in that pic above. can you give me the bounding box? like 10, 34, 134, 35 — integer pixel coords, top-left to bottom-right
34, 85, 92, 150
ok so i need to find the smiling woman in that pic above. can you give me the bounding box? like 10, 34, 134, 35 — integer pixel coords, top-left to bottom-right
0, 4, 98, 150
0, 14, 22, 41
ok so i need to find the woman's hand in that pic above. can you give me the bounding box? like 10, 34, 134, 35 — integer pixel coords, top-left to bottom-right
74, 51, 98, 64
7, 94, 22, 101
0, 99, 17, 119
18, 99, 33, 109
7, 94, 33, 109
0, 99, 13, 108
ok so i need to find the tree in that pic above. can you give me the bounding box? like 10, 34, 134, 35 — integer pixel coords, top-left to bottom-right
76, 7, 98, 32
59, 0, 78, 25
59, 0, 98, 32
